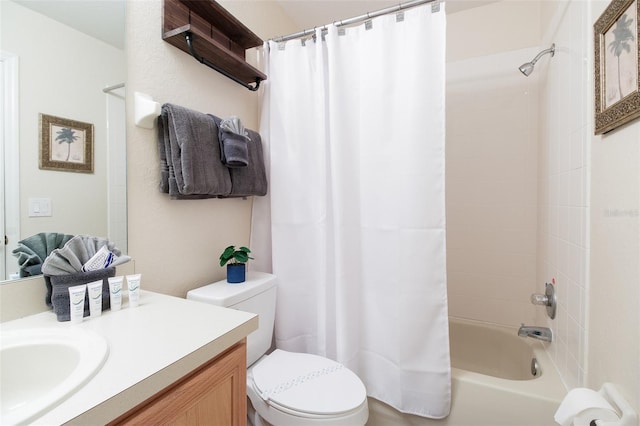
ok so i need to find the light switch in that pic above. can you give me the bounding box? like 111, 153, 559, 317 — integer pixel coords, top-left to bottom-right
28, 198, 52, 217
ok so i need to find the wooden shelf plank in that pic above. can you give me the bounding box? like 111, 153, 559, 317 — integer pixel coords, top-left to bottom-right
179, 0, 262, 49
163, 0, 266, 89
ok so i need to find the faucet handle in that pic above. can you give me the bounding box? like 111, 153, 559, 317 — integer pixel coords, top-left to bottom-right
531, 293, 549, 305
530, 282, 556, 320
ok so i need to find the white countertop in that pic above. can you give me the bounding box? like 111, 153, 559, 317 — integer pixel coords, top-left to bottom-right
1, 290, 257, 425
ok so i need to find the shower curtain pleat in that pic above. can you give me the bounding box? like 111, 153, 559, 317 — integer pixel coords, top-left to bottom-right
251, 4, 450, 418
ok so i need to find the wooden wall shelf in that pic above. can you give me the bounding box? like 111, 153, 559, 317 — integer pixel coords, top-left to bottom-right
163, 0, 266, 91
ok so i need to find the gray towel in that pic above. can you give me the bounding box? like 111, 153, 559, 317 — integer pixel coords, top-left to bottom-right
218, 116, 249, 168
46, 267, 115, 321
12, 232, 74, 277
161, 103, 232, 198
157, 112, 170, 193
211, 116, 268, 197
42, 235, 122, 276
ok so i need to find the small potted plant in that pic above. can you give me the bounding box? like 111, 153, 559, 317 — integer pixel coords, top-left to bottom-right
219, 245, 253, 283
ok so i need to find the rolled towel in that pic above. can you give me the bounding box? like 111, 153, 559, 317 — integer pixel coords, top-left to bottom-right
218, 116, 249, 168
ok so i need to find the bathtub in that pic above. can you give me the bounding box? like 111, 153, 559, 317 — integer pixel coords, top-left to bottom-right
367, 317, 566, 426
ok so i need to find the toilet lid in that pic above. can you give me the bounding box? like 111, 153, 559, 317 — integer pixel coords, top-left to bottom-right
251, 349, 367, 416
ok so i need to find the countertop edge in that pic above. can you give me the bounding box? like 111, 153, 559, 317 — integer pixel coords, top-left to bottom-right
65, 316, 258, 424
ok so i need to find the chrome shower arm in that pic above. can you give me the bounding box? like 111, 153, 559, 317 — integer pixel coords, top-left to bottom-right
530, 44, 555, 65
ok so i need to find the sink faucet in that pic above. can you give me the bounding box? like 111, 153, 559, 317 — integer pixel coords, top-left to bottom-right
518, 324, 553, 342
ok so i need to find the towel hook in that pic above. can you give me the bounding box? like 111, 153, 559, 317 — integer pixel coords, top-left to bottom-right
185, 33, 262, 92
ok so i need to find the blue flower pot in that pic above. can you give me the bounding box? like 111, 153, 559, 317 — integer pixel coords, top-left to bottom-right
226, 264, 246, 283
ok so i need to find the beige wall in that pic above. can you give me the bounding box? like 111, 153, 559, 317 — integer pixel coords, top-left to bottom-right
446, 1, 541, 326
446, 0, 540, 62
125, 0, 297, 297
587, 0, 640, 413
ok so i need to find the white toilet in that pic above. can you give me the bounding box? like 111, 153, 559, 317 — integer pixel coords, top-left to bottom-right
187, 272, 369, 426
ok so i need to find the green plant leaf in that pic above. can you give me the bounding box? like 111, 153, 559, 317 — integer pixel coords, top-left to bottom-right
234, 252, 249, 263
219, 245, 253, 266
219, 245, 236, 266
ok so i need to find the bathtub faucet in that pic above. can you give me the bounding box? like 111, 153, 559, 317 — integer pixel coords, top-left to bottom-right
518, 324, 553, 342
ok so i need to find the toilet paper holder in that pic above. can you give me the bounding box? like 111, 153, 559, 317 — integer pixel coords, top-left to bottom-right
598, 383, 638, 426
557, 383, 637, 426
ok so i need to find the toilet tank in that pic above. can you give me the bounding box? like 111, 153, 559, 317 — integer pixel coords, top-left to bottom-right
186, 272, 276, 366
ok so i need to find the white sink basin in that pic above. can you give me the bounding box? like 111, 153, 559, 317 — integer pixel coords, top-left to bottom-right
0, 327, 109, 425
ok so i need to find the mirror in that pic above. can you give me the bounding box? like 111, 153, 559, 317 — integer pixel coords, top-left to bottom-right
0, 0, 126, 282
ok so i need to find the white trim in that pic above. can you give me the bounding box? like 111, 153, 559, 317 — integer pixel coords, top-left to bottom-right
1, 51, 20, 280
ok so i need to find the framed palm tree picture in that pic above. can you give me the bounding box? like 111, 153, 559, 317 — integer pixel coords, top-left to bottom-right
39, 114, 94, 173
595, 0, 640, 134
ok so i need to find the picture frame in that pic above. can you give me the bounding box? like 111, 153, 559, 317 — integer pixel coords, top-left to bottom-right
39, 113, 94, 173
594, 0, 640, 135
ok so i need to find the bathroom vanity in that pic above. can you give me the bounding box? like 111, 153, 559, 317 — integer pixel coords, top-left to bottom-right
0, 290, 257, 424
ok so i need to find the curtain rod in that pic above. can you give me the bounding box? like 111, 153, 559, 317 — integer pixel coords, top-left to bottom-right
103, 82, 125, 93
271, 0, 439, 43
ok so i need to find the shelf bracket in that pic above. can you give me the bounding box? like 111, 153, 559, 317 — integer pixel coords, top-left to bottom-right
185, 33, 262, 92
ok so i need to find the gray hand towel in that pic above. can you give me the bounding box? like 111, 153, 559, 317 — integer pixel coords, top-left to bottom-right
11, 232, 74, 277
157, 112, 170, 193
229, 129, 268, 197
211, 116, 268, 197
218, 116, 249, 168
161, 103, 232, 198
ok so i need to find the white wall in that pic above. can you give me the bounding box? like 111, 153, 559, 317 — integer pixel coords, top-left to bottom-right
1, 1, 124, 248
587, 0, 640, 413
125, 0, 298, 297
446, 1, 541, 326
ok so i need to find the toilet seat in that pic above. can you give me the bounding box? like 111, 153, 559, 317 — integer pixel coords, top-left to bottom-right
247, 350, 369, 425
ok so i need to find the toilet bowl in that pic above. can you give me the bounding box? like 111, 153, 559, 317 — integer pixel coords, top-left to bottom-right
186, 272, 368, 426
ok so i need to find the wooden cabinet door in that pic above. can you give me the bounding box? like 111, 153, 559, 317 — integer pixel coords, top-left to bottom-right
111, 340, 247, 426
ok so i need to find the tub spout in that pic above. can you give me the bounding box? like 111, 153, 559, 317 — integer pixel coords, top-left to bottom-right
518, 324, 552, 342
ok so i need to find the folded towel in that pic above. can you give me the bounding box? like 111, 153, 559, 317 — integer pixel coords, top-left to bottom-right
211, 116, 268, 197
157, 112, 170, 193
218, 116, 249, 168
12, 232, 74, 277
47, 267, 115, 321
161, 103, 232, 198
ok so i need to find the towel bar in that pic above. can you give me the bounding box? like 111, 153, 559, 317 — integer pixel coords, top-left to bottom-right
134, 92, 161, 129
185, 33, 262, 91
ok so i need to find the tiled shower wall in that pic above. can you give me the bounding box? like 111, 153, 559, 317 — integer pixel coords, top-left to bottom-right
537, 0, 590, 389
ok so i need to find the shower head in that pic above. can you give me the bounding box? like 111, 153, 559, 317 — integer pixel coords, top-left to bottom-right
519, 43, 555, 76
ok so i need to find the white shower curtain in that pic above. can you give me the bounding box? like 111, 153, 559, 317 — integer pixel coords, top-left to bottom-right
251, 4, 449, 418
